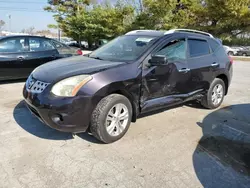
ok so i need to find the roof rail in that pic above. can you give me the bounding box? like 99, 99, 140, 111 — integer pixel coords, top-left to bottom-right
125, 30, 160, 35
164, 29, 214, 38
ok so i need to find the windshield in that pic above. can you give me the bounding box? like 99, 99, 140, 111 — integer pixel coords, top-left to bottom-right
89, 35, 157, 61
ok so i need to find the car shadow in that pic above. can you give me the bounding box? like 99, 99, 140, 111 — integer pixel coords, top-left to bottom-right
185, 100, 207, 109
13, 101, 73, 140
77, 133, 104, 144
13, 100, 104, 143
193, 104, 250, 187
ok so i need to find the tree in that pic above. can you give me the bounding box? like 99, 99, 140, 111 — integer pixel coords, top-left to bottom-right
131, 0, 250, 38
0, 20, 5, 31
191, 0, 250, 37
44, 0, 134, 47
45, 0, 250, 42
47, 24, 58, 29
130, 0, 199, 30
21, 26, 35, 34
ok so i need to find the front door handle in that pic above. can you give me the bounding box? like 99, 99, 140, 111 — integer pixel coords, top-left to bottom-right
51, 54, 57, 59
178, 68, 190, 73
211, 62, 219, 67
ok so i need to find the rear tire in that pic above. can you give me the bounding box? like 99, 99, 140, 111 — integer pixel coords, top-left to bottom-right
201, 78, 225, 109
243, 53, 247, 57
90, 94, 132, 143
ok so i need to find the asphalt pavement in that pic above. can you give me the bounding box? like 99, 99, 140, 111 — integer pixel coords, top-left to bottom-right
0, 61, 250, 188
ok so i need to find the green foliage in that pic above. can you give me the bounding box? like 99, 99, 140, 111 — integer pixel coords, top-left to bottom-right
45, 0, 134, 47
191, 0, 250, 36
45, 0, 250, 45
223, 37, 250, 46
131, 0, 250, 38
130, 0, 200, 30
47, 24, 58, 29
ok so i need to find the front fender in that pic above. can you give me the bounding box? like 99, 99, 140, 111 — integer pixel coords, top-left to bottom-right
77, 63, 142, 119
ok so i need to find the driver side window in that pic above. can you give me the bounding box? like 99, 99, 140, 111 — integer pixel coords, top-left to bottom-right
155, 38, 187, 61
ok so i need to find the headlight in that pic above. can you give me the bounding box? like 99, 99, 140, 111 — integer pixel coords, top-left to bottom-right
51, 75, 92, 97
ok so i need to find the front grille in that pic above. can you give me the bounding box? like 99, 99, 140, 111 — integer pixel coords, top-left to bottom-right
26, 75, 50, 94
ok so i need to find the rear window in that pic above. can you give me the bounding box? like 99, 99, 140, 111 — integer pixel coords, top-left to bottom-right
29, 38, 55, 52
188, 39, 210, 58
51, 40, 68, 49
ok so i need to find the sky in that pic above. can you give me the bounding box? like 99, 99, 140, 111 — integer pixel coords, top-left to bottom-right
0, 0, 56, 32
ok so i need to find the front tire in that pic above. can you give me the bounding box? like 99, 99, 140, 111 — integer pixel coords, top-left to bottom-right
90, 94, 132, 143
201, 78, 225, 109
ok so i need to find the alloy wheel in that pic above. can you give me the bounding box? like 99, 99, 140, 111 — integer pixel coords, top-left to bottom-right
105, 103, 129, 137
211, 84, 224, 106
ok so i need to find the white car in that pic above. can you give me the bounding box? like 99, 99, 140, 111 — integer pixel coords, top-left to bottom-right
223, 45, 239, 56
82, 50, 92, 55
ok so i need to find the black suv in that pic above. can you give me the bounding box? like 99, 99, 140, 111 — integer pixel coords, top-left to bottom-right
23, 29, 233, 143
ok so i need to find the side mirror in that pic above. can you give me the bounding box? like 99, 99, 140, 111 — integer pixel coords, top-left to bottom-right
148, 55, 167, 66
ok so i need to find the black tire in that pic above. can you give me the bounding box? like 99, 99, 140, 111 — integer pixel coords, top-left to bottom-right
242, 53, 247, 57
201, 78, 225, 109
90, 94, 132, 143
228, 51, 234, 56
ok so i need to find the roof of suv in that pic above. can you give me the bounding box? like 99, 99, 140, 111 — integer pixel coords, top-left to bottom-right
126, 30, 166, 37
125, 29, 214, 39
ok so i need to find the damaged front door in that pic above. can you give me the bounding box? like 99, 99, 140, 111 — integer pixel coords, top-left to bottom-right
141, 37, 192, 113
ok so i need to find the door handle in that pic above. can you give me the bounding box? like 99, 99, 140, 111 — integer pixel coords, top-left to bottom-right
17, 56, 25, 61
178, 68, 190, 73
211, 62, 219, 67
51, 54, 57, 59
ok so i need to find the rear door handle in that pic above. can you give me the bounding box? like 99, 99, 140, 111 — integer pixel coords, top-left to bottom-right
178, 68, 190, 73
211, 62, 219, 67
17, 56, 25, 61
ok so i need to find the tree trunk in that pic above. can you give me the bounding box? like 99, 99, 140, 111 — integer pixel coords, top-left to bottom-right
87, 38, 93, 50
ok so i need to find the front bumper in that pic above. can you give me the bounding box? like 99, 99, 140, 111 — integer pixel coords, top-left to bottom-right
23, 83, 93, 133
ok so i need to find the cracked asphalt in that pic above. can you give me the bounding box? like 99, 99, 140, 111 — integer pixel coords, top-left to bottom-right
0, 61, 250, 188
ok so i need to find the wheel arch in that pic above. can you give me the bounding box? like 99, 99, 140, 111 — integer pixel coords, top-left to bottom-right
216, 74, 229, 95
109, 89, 139, 123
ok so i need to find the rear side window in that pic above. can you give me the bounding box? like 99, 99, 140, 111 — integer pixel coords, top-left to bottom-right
208, 39, 220, 52
29, 38, 55, 52
188, 39, 210, 58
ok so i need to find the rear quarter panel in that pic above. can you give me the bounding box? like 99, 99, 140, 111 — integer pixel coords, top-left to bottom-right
214, 46, 233, 84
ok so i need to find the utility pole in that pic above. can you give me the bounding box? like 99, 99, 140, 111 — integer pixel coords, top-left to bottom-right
58, 29, 61, 41
7, 14, 11, 32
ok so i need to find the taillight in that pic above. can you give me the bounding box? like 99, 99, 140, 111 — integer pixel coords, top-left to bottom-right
229, 56, 233, 64
76, 49, 82, 55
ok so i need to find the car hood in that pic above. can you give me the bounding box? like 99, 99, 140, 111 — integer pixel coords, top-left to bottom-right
32, 56, 124, 83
